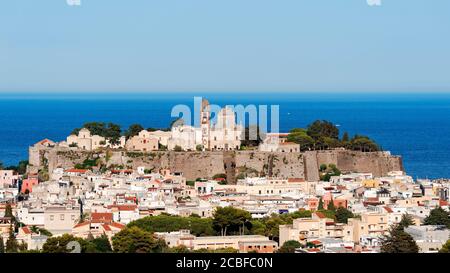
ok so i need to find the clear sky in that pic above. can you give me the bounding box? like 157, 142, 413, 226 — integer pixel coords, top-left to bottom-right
1, 0, 449, 92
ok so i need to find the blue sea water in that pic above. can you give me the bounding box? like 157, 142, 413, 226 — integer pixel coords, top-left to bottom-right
1, 92, 450, 179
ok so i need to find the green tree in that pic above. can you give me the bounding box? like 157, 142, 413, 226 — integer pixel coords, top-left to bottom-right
42, 234, 96, 253
196, 144, 203, 151
91, 234, 113, 253
423, 207, 450, 228
319, 164, 327, 172
72, 122, 122, 145
212, 173, 227, 180
317, 198, 324, 210
327, 198, 336, 211
290, 210, 312, 219
307, 120, 339, 140
398, 213, 415, 230
30, 226, 53, 237
4, 203, 14, 219
348, 135, 380, 152
335, 207, 354, 224
439, 239, 450, 253
193, 247, 239, 253
213, 207, 252, 236
380, 225, 419, 253
5, 160, 29, 175
249, 220, 266, 236
278, 240, 302, 253
263, 215, 285, 240
319, 164, 341, 182
167, 245, 191, 253
124, 124, 144, 140
287, 128, 315, 151
173, 145, 183, 152
112, 226, 166, 253
5, 225, 18, 253
127, 214, 215, 237
318, 209, 336, 220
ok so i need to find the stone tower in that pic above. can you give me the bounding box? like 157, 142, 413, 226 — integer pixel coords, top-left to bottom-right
200, 98, 210, 150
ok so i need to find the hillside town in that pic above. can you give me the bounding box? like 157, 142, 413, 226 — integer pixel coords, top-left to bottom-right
0, 100, 449, 254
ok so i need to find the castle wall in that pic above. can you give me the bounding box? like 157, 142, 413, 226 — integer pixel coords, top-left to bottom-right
30, 147, 403, 182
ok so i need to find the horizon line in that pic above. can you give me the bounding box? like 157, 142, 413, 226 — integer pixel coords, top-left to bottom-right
1, 90, 450, 94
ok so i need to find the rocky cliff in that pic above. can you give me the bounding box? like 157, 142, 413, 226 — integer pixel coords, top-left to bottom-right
29, 146, 403, 182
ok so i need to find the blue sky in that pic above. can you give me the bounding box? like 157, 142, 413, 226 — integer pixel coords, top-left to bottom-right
1, 0, 449, 92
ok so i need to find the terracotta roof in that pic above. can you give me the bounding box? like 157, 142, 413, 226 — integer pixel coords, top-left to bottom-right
109, 222, 126, 229
315, 212, 326, 219
102, 224, 112, 231
280, 142, 298, 146
111, 169, 133, 174
37, 139, 54, 145
22, 226, 32, 234
384, 206, 393, 213
73, 222, 90, 228
107, 204, 137, 211
66, 169, 87, 173
91, 212, 113, 224
288, 178, 305, 183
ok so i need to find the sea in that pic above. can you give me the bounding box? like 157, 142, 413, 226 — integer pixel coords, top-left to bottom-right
1, 92, 450, 179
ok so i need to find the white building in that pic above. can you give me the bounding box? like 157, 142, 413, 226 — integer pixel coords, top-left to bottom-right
167, 100, 244, 151
66, 128, 125, 150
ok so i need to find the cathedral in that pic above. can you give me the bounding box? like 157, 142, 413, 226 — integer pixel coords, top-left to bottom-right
167, 99, 243, 151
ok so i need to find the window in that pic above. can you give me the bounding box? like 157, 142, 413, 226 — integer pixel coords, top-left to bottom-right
50, 215, 54, 221
60, 214, 65, 221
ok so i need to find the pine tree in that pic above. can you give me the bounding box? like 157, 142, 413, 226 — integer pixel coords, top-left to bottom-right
327, 198, 336, 211
4, 203, 13, 218
5, 225, 18, 253
335, 207, 354, 224
380, 224, 419, 253
398, 213, 415, 230
317, 198, 324, 210
424, 207, 450, 228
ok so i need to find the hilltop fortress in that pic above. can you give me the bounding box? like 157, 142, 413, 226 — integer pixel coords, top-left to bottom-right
28, 146, 403, 183
27, 98, 403, 182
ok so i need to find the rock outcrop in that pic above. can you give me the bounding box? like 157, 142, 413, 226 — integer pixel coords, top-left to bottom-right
29, 146, 403, 182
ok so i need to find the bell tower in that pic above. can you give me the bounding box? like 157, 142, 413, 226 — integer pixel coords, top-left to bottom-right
200, 98, 210, 150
